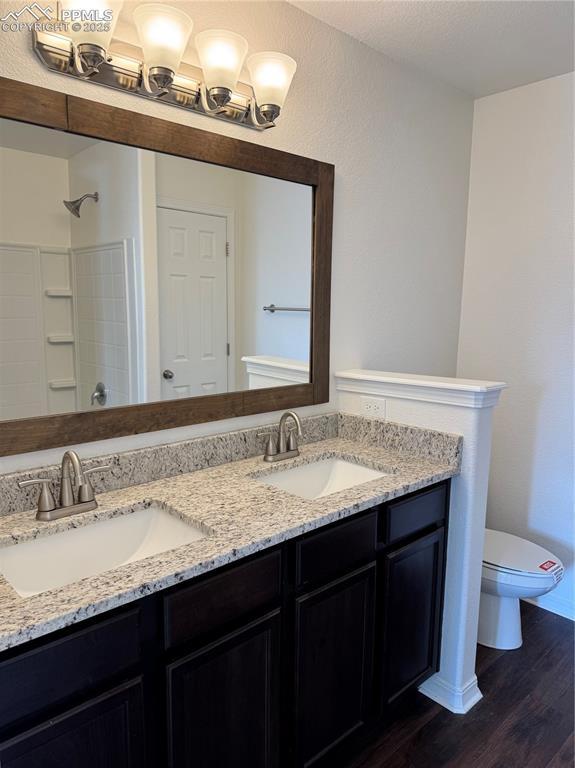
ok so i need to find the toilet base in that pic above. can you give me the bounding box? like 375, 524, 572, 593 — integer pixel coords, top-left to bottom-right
478, 592, 522, 650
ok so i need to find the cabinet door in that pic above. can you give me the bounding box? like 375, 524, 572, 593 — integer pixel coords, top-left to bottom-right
382, 527, 446, 704
167, 610, 280, 768
0, 679, 145, 768
295, 563, 376, 768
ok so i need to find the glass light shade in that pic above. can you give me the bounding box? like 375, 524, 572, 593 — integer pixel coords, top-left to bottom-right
133, 4, 193, 74
246, 51, 297, 109
195, 29, 248, 92
60, 0, 122, 49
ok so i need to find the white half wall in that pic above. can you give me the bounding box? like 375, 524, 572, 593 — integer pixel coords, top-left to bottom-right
336, 369, 506, 713
457, 73, 575, 620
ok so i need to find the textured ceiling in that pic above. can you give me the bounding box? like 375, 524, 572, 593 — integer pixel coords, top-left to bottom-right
289, 1, 574, 96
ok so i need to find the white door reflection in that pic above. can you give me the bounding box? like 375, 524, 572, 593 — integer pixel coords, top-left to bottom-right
158, 208, 228, 399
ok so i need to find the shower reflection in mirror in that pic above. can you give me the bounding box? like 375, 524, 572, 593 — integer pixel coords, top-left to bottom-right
0, 118, 312, 420
63, 192, 99, 218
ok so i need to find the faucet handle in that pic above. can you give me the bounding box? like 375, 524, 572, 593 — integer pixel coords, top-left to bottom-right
84, 464, 112, 476
287, 427, 299, 452
257, 432, 278, 458
18, 478, 56, 514
79, 464, 112, 503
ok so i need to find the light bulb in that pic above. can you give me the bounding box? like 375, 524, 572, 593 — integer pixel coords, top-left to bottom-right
60, 0, 122, 65
247, 51, 296, 121
133, 4, 193, 77
195, 29, 248, 106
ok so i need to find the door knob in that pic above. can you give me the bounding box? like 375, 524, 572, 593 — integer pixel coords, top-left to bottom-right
163, 369, 175, 380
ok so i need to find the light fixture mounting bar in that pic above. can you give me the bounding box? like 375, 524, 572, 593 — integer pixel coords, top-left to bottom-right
32, 31, 275, 131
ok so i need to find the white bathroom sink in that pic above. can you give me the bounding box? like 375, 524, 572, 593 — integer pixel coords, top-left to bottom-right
259, 458, 388, 500
0, 504, 207, 597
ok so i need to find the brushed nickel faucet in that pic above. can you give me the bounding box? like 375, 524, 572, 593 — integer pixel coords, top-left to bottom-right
261, 411, 303, 462
18, 451, 111, 522
60, 450, 86, 507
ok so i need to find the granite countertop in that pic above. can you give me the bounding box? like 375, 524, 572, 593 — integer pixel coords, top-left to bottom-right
0, 436, 459, 652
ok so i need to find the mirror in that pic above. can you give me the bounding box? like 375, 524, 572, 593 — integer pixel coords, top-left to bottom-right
0, 117, 312, 421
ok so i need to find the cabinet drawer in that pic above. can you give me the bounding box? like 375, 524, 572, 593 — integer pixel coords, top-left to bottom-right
0, 609, 141, 731
381, 482, 447, 545
164, 550, 282, 650
295, 511, 377, 590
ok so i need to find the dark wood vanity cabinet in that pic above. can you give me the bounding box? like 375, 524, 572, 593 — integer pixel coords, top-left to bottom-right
0, 480, 449, 768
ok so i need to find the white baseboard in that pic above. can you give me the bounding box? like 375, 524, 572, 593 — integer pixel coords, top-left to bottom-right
524, 594, 575, 621
418, 673, 483, 714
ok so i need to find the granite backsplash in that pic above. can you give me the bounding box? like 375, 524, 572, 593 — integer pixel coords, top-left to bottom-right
0, 412, 461, 517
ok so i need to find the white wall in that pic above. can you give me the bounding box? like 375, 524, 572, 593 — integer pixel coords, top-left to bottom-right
239, 174, 312, 372
155, 154, 241, 210
0, 0, 473, 471
457, 73, 574, 619
0, 148, 70, 247
68, 141, 143, 409
137, 150, 160, 402
68, 141, 141, 249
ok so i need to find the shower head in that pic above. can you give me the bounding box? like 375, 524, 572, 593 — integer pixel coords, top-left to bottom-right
63, 192, 99, 218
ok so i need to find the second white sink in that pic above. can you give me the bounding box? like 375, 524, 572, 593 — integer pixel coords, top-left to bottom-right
259, 458, 389, 500
0, 503, 207, 597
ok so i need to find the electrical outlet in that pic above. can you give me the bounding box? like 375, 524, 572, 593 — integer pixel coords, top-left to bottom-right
361, 396, 386, 419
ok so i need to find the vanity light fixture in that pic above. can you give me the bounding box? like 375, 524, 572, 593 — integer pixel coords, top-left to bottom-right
33, 5, 297, 130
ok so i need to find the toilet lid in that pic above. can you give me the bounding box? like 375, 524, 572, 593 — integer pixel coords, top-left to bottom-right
483, 529, 561, 576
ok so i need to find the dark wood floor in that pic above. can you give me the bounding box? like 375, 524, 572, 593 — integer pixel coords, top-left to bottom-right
348, 602, 574, 768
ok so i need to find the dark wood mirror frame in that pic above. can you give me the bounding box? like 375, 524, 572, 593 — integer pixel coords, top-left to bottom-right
0, 76, 333, 456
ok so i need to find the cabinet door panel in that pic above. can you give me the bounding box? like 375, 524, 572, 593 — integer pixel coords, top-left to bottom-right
0, 679, 145, 768
382, 528, 445, 703
295, 563, 376, 767
168, 611, 280, 768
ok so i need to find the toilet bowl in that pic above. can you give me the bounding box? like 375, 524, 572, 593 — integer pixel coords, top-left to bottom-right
479, 529, 564, 650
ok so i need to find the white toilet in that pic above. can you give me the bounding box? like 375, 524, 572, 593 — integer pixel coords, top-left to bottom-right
479, 529, 564, 650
